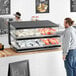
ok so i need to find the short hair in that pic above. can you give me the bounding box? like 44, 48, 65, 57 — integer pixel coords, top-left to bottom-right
15, 12, 21, 18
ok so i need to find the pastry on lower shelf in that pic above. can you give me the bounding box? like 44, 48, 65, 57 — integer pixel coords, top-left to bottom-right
49, 38, 59, 45
40, 39, 50, 45
34, 39, 45, 46
16, 39, 45, 48
25, 40, 40, 47
16, 41, 26, 48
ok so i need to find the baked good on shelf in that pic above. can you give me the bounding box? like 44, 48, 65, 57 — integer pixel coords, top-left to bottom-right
0, 43, 4, 50
0, 43, 2, 49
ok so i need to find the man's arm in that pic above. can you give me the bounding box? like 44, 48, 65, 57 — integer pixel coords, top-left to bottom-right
62, 31, 71, 59
55, 31, 64, 36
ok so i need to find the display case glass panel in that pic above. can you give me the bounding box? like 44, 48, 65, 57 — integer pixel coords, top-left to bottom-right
8, 21, 61, 52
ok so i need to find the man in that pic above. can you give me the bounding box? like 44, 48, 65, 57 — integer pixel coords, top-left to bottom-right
57, 18, 76, 76
14, 12, 21, 21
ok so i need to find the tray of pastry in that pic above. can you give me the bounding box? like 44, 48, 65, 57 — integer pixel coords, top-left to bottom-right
10, 28, 59, 40
11, 38, 61, 52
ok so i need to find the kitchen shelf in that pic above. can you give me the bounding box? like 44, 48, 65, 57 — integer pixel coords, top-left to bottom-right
10, 32, 60, 40
11, 44, 61, 52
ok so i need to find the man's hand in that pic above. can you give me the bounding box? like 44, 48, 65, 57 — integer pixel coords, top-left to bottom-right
63, 55, 66, 61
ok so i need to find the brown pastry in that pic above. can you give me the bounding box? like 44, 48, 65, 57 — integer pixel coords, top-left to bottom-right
0, 43, 4, 50
0, 43, 2, 49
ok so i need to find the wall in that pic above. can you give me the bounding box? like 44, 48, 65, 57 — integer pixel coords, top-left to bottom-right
0, 1, 67, 76
66, 0, 76, 24
0, 0, 67, 25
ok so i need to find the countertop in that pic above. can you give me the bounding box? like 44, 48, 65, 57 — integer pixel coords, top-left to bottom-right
0, 48, 62, 58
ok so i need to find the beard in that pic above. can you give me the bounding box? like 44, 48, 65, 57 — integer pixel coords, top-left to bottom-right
64, 25, 69, 29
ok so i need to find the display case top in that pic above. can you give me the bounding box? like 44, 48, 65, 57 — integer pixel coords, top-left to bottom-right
9, 20, 59, 29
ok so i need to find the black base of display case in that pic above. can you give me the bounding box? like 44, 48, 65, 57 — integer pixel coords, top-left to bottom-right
10, 45, 61, 52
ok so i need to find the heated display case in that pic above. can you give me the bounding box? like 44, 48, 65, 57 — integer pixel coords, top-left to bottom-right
8, 20, 61, 52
